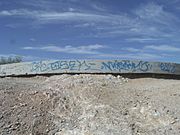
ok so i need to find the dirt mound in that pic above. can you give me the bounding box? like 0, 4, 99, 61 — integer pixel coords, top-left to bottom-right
42, 75, 130, 135
0, 75, 180, 135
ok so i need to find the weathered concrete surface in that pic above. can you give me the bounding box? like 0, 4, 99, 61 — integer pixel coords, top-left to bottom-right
0, 60, 180, 76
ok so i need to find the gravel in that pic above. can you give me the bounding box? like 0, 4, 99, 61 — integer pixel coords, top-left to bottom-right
0, 74, 180, 135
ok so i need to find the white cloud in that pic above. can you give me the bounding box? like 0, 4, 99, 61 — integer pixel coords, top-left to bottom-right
0, 9, 118, 22
122, 47, 142, 52
144, 45, 180, 52
22, 55, 51, 61
0, 10, 13, 16
22, 44, 105, 54
90, 3, 107, 12
68, 8, 75, 12
74, 23, 95, 28
23, 47, 34, 50
134, 2, 179, 25
0, 2, 179, 41
94, 2, 180, 38
93, 52, 162, 60
19, 0, 107, 12
38, 12, 108, 22
30, 38, 36, 42
22, 44, 179, 61
125, 37, 161, 42
16, 0, 56, 10
121, 45, 180, 53
0, 9, 40, 18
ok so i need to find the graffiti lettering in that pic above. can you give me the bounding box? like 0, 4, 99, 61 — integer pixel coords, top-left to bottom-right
76, 60, 91, 71
160, 63, 176, 73
0, 60, 179, 76
31, 60, 99, 72
69, 61, 76, 70
31, 61, 50, 72
101, 60, 152, 72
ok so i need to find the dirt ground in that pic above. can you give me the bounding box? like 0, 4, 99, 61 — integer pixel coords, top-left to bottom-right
0, 74, 180, 135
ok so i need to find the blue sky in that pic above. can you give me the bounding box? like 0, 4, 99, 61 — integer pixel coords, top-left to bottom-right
0, 0, 180, 63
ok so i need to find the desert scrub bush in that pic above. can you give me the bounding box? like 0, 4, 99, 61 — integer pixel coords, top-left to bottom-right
0, 56, 22, 65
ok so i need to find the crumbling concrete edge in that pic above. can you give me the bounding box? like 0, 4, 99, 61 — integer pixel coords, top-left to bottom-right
0, 60, 180, 77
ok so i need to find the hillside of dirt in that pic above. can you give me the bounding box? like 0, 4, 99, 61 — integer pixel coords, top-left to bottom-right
0, 74, 180, 135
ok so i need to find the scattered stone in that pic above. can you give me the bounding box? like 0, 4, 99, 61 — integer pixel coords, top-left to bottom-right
0, 114, 3, 120
19, 103, 27, 107
30, 91, 38, 95
0, 74, 180, 135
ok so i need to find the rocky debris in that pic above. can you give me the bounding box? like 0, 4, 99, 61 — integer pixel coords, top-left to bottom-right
40, 74, 130, 135
0, 74, 180, 135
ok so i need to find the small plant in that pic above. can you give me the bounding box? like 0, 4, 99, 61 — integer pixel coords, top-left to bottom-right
0, 56, 22, 65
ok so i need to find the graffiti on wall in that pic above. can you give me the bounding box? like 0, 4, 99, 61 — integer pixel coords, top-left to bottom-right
159, 63, 176, 73
101, 60, 152, 72
0, 60, 179, 76
31, 60, 154, 73
31, 60, 100, 72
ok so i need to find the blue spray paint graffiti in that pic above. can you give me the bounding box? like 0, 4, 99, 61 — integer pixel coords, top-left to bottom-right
31, 61, 50, 72
29, 60, 179, 74
31, 60, 100, 72
101, 60, 152, 72
160, 63, 176, 73
50, 61, 75, 71
50, 60, 92, 71
0, 60, 179, 76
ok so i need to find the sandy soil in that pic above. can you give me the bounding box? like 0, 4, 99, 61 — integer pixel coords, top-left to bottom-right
0, 74, 180, 135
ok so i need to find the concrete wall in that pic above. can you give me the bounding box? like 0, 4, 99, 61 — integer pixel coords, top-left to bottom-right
0, 60, 180, 76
